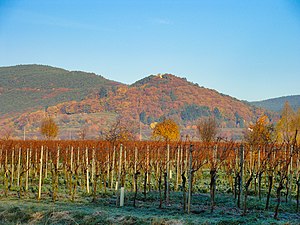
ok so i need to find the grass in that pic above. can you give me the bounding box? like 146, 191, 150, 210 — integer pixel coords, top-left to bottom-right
0, 189, 299, 225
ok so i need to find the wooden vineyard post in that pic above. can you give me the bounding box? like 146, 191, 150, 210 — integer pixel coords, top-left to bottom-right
44, 147, 48, 179
287, 145, 293, 202
124, 147, 127, 186
106, 152, 110, 193
111, 146, 116, 189
69, 146, 74, 197
77, 147, 80, 172
10, 148, 14, 188
134, 147, 138, 192
237, 144, 244, 208
243, 145, 254, 216
181, 170, 187, 213
143, 146, 149, 200
70, 146, 74, 174
52, 146, 60, 202
33, 149, 37, 179
64, 148, 69, 189
187, 144, 193, 214
85, 147, 90, 194
29, 148, 32, 182
176, 146, 180, 191
4, 149, 8, 197
180, 145, 183, 178
257, 147, 261, 198
25, 148, 29, 191
166, 144, 170, 205
185, 145, 188, 179
38, 146, 43, 201
146, 145, 150, 192
116, 144, 123, 206
120, 187, 125, 207
57, 146, 60, 185
91, 147, 95, 184
92, 161, 100, 202
266, 146, 276, 210
17, 148, 21, 187
210, 145, 218, 213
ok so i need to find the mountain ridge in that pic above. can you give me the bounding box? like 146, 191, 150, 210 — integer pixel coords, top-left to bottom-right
251, 95, 300, 112
0, 64, 121, 115
0, 64, 269, 140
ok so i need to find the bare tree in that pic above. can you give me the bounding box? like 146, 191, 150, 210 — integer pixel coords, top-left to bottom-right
0, 125, 14, 140
197, 117, 218, 142
78, 126, 88, 140
103, 117, 135, 143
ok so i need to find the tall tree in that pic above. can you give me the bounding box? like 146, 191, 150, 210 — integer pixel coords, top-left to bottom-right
152, 118, 180, 142
197, 117, 218, 142
244, 115, 274, 145
293, 108, 300, 144
104, 117, 134, 143
40, 117, 59, 140
276, 101, 296, 144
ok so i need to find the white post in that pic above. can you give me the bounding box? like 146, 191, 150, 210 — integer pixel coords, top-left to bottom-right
85, 147, 90, 194
38, 146, 44, 200
17, 148, 21, 186
120, 187, 125, 207
25, 148, 29, 191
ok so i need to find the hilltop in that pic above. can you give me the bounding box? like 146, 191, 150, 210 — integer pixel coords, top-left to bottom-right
0, 65, 267, 140
107, 73, 260, 126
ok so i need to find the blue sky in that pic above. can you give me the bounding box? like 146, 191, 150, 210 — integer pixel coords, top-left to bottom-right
0, 0, 299, 101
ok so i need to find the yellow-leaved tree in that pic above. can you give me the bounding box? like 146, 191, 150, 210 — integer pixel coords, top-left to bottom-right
40, 117, 59, 140
276, 101, 296, 144
152, 118, 180, 142
244, 115, 274, 145
294, 108, 300, 144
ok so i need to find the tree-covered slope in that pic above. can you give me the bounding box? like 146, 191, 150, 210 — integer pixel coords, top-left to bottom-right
251, 95, 300, 112
0, 64, 120, 115
114, 74, 261, 128
0, 66, 268, 140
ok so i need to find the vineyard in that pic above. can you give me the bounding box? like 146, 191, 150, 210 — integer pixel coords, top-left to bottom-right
0, 140, 299, 224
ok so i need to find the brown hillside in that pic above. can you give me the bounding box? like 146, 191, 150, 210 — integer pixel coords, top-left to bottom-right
1, 72, 266, 140
101, 74, 261, 126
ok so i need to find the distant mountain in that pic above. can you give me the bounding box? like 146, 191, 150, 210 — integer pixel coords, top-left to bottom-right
0, 65, 268, 140
251, 95, 300, 112
0, 64, 121, 115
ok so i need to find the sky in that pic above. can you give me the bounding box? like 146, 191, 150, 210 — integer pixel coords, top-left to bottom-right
0, 0, 299, 101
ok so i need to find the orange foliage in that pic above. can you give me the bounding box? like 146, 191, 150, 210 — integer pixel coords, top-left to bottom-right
152, 118, 180, 142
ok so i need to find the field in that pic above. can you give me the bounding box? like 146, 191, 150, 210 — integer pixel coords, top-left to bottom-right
0, 140, 299, 224
0, 192, 299, 224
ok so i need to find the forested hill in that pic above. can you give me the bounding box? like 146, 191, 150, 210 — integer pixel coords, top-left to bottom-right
0, 64, 121, 115
0, 65, 268, 140
113, 73, 260, 128
251, 95, 300, 112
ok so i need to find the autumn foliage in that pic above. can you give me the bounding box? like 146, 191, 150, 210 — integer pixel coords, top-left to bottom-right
197, 117, 219, 142
244, 115, 274, 145
40, 117, 59, 140
152, 119, 180, 142
276, 101, 298, 144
